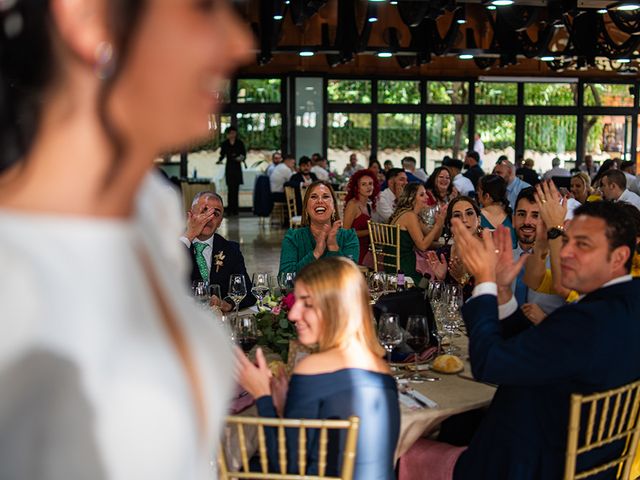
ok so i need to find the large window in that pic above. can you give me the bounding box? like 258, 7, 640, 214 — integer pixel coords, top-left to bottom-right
476, 114, 516, 164
524, 115, 577, 165
378, 80, 420, 104
237, 79, 281, 103
378, 114, 420, 164
584, 83, 634, 107
327, 80, 372, 104
524, 83, 577, 106
475, 82, 517, 105
426, 114, 468, 170
427, 81, 469, 104
328, 113, 371, 172
583, 115, 632, 162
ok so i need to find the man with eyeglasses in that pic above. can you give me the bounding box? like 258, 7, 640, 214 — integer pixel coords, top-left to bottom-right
180, 191, 256, 312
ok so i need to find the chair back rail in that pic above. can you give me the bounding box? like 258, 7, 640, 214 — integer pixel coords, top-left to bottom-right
368, 221, 401, 273
284, 186, 302, 228
218, 415, 360, 480
564, 379, 640, 480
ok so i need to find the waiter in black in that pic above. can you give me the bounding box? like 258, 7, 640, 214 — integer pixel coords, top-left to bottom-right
218, 126, 246, 216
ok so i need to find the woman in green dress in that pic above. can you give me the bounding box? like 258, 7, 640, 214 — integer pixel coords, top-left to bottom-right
279, 181, 359, 275
388, 183, 446, 285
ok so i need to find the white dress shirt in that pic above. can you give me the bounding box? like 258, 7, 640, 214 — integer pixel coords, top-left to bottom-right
617, 189, 640, 211
453, 173, 475, 196
543, 167, 571, 180
310, 165, 330, 181
180, 234, 214, 271
372, 188, 396, 223
473, 138, 485, 163
270, 163, 293, 193
408, 168, 428, 182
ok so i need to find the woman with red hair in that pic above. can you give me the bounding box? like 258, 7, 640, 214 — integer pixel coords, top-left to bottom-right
343, 169, 380, 266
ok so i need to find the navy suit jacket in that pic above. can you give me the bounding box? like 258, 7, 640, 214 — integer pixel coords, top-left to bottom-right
454, 278, 640, 480
187, 233, 256, 309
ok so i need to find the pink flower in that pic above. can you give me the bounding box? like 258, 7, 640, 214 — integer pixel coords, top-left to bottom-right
272, 305, 282, 315
281, 292, 296, 310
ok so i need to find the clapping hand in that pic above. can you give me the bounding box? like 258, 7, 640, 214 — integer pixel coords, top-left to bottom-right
522, 303, 547, 325
534, 180, 566, 229
425, 251, 448, 281
235, 347, 272, 399
312, 223, 330, 259
326, 220, 342, 252
493, 225, 528, 288
270, 364, 289, 417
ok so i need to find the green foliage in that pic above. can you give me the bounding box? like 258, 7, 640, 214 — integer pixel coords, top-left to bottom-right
378, 80, 420, 104
524, 83, 576, 106
584, 83, 634, 107
328, 80, 372, 103
476, 115, 516, 149
426, 114, 467, 151
255, 296, 297, 360
237, 79, 281, 103
525, 115, 577, 153
427, 81, 469, 104
475, 82, 517, 105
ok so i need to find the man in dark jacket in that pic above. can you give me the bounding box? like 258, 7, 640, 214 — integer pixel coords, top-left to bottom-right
451, 200, 640, 480
181, 191, 255, 311
463, 150, 484, 190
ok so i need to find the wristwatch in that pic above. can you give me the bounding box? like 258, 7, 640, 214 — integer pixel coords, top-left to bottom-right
547, 225, 565, 240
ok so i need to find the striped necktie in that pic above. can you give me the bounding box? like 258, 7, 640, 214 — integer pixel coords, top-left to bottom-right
194, 242, 209, 281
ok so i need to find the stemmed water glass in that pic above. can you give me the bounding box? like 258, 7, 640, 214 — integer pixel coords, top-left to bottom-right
278, 272, 296, 296
228, 274, 247, 322
427, 280, 446, 354
192, 280, 211, 310
405, 315, 440, 383
368, 272, 387, 304
251, 272, 271, 309
377, 313, 404, 380
235, 315, 258, 354
443, 286, 463, 354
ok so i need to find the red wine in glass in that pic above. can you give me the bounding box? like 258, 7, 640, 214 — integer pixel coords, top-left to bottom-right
239, 337, 257, 353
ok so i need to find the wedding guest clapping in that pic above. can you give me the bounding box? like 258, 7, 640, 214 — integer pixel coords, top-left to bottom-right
237, 257, 400, 479
278, 181, 358, 275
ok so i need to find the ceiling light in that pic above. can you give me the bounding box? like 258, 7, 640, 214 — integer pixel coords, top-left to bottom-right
554, 23, 564, 28
368, 16, 378, 22
457, 18, 467, 24
608, 2, 640, 10
299, 51, 314, 57
487, 5, 497, 10
459, 53, 474, 60
489, 0, 514, 6
616, 58, 632, 63
540, 56, 555, 61
377, 52, 393, 58
273, 14, 283, 20
597, 8, 608, 13
390, 0, 398, 4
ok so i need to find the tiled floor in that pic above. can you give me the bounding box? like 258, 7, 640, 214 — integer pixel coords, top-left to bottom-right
217, 213, 285, 276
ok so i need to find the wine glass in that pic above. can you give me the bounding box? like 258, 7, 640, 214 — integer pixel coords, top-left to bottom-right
368, 272, 387, 303
235, 315, 258, 353
251, 272, 271, 309
428, 280, 446, 354
228, 274, 247, 322
377, 313, 404, 380
278, 272, 296, 296
209, 283, 222, 316
406, 315, 440, 383
192, 280, 210, 310
443, 289, 463, 354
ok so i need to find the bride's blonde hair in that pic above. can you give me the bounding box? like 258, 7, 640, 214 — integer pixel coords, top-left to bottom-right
296, 257, 384, 357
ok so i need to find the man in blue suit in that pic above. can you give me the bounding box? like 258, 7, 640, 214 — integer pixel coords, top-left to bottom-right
181, 192, 255, 311
451, 200, 640, 479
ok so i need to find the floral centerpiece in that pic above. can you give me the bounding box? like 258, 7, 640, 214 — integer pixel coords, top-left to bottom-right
255, 292, 297, 361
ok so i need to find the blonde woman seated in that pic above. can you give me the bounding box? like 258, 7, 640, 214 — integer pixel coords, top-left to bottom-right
388, 183, 446, 286
278, 181, 359, 275
570, 172, 599, 204
237, 257, 400, 479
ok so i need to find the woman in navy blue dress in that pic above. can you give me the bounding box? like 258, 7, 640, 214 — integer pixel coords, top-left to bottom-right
237, 257, 400, 479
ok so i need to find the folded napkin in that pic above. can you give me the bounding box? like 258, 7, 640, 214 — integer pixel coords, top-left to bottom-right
230, 388, 255, 414
398, 385, 438, 410
398, 439, 466, 480
400, 346, 438, 364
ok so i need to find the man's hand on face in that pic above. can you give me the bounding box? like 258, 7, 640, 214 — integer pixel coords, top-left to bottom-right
185, 208, 216, 241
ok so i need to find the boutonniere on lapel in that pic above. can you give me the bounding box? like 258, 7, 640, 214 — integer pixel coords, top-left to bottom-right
214, 251, 226, 273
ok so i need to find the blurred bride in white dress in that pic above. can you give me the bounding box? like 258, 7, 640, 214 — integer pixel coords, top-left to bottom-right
0, 1, 252, 479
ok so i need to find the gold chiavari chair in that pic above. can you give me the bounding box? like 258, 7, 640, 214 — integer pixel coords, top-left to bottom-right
335, 191, 347, 218
367, 221, 401, 273
218, 415, 360, 480
564, 379, 640, 480
284, 186, 302, 228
